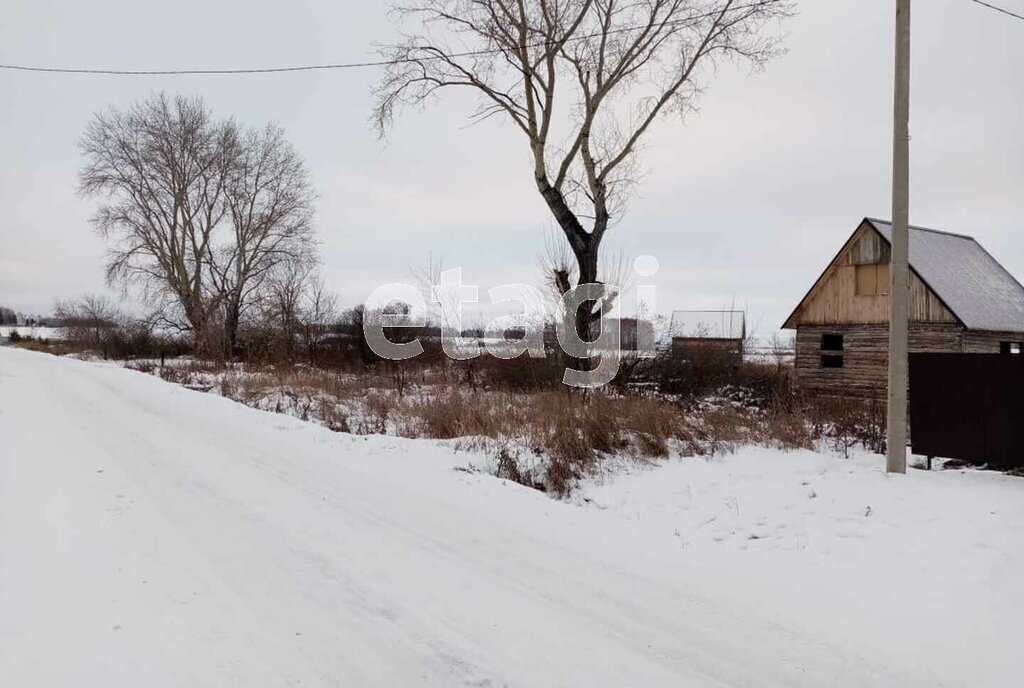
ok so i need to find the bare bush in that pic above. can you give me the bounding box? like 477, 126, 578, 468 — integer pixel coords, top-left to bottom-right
809, 396, 887, 458
54, 294, 122, 358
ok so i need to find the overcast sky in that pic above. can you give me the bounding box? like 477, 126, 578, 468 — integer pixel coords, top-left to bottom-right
1, 0, 1022, 336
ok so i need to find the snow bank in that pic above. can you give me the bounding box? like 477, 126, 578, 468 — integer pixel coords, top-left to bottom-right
576, 448, 1024, 686
1, 347, 1021, 686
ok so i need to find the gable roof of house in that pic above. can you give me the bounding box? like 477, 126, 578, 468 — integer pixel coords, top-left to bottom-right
784, 218, 1024, 333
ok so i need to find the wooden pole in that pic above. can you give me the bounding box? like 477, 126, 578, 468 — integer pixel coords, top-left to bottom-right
887, 0, 911, 475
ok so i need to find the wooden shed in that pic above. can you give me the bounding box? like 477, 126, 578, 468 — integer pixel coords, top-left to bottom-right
669, 310, 746, 363
783, 218, 1024, 398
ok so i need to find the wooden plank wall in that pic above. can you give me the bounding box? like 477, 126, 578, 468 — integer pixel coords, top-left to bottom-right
847, 227, 890, 265
795, 324, 964, 399
796, 266, 955, 324
791, 224, 956, 326
963, 330, 1024, 353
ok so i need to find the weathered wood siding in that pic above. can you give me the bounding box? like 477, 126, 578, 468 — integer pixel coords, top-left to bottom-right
963, 330, 1024, 353
795, 324, 965, 399
847, 226, 890, 265
790, 224, 956, 326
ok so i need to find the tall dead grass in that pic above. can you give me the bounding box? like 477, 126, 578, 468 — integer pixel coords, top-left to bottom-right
123, 355, 846, 496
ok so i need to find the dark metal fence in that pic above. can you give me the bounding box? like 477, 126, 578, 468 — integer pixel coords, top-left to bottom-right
909, 353, 1024, 469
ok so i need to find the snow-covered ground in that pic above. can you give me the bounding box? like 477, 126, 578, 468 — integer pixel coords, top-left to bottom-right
1, 347, 1021, 686
575, 450, 1024, 685
0, 325, 62, 340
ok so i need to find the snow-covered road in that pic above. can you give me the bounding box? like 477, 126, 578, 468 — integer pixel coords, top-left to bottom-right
0, 348, 1015, 686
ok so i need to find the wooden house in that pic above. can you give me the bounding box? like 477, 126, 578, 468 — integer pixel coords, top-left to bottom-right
783, 218, 1024, 398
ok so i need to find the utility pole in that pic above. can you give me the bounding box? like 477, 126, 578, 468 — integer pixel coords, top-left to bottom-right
887, 0, 911, 474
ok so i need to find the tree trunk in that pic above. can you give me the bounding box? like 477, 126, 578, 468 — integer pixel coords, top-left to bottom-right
535, 176, 606, 373
183, 298, 210, 359
224, 298, 241, 361
571, 239, 603, 372
574, 240, 599, 336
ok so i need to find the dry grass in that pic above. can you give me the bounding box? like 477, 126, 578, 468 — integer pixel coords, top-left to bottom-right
18, 318, 890, 495
11, 337, 76, 355
343, 387, 794, 495
118, 356, 852, 496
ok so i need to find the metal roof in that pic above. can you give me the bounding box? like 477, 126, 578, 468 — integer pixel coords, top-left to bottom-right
867, 218, 1024, 333
670, 310, 745, 340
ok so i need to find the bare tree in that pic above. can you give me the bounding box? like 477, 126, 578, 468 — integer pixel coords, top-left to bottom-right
375, 0, 793, 350
210, 123, 317, 358
79, 94, 234, 352
80, 95, 318, 359
261, 260, 313, 362
410, 252, 469, 334
299, 273, 339, 365
54, 294, 122, 357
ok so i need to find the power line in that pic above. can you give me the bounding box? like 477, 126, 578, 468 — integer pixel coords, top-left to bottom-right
0, 2, 778, 76
967, 0, 1024, 21
0, 60, 394, 76
4, 1, 1016, 77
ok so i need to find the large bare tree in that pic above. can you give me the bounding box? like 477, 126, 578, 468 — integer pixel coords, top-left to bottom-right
80, 94, 234, 350
80, 94, 317, 357
375, 0, 793, 344
211, 123, 317, 357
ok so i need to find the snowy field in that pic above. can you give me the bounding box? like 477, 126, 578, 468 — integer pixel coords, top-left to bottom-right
1, 347, 1022, 686
0, 325, 62, 340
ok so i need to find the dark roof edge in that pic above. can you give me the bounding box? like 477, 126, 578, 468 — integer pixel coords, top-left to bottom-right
864, 217, 975, 241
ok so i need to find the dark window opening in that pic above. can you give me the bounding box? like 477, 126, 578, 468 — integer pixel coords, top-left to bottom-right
1000, 342, 1023, 354
821, 354, 844, 369
821, 334, 845, 352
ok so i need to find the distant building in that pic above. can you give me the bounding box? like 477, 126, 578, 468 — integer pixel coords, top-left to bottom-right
669, 310, 746, 363
783, 218, 1024, 398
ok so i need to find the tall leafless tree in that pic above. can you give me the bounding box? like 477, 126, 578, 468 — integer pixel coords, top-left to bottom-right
80, 95, 318, 358
79, 94, 234, 351
375, 0, 793, 348
211, 123, 317, 357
